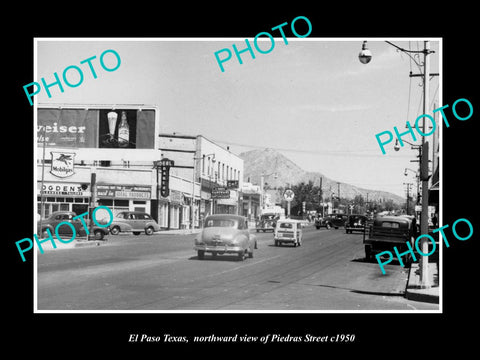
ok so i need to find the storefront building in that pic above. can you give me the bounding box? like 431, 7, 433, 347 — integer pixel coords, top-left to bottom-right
36, 105, 242, 230
159, 134, 244, 225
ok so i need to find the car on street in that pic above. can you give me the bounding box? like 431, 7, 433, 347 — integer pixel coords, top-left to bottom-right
256, 213, 278, 232
363, 215, 418, 261
37, 211, 110, 240
315, 214, 347, 230
194, 214, 257, 261
109, 211, 161, 235
274, 219, 303, 247
345, 214, 368, 234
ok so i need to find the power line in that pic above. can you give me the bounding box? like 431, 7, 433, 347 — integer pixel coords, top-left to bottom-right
209, 139, 413, 158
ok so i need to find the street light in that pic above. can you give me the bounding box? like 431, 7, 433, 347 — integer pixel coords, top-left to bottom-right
359, 40, 435, 288
358, 41, 372, 64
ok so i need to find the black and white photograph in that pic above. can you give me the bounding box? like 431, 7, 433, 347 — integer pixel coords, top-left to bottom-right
33, 38, 442, 312
7, 6, 479, 353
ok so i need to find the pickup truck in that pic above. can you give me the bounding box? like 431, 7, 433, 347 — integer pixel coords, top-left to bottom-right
37, 211, 110, 240
363, 215, 417, 261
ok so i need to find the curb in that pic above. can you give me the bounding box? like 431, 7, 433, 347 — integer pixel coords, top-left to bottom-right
156, 229, 202, 235
405, 262, 439, 304
74, 240, 105, 248
37, 238, 106, 251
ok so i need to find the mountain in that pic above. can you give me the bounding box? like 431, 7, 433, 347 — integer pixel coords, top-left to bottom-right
239, 148, 405, 204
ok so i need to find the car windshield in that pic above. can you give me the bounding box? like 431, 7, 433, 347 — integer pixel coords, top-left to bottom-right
205, 219, 237, 228
279, 223, 293, 229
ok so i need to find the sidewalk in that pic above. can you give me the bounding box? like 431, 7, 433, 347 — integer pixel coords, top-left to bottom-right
156, 228, 201, 235
36, 237, 105, 252
405, 261, 439, 304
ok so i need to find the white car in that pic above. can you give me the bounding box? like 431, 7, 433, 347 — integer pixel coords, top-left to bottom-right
274, 219, 303, 247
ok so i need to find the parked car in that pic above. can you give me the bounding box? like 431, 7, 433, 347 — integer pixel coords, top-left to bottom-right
363, 215, 418, 261
274, 219, 303, 247
256, 213, 278, 232
194, 214, 257, 261
109, 211, 161, 235
37, 211, 109, 240
345, 214, 368, 234
315, 214, 347, 229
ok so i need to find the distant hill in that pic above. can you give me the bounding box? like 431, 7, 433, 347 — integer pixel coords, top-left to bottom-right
239, 148, 405, 204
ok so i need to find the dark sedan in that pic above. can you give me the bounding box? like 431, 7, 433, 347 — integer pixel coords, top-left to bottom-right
315, 214, 347, 230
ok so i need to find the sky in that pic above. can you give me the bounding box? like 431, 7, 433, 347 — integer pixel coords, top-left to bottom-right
36, 38, 440, 198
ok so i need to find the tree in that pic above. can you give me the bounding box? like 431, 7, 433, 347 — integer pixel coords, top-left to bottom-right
289, 181, 322, 215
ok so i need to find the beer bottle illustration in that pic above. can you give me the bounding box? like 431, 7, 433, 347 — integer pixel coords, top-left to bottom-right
118, 111, 130, 147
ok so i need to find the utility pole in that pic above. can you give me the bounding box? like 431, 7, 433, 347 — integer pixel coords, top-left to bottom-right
419, 40, 431, 288
318, 177, 323, 216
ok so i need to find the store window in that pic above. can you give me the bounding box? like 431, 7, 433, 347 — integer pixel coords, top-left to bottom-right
37, 196, 84, 218
98, 199, 129, 217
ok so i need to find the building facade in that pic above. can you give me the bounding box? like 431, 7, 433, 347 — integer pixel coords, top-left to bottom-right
37, 106, 244, 230
159, 134, 244, 226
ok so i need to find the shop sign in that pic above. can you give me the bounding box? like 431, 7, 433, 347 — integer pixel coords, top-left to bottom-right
227, 180, 239, 189
39, 182, 90, 196
97, 185, 151, 199
168, 190, 184, 204
212, 187, 230, 199
50, 151, 75, 178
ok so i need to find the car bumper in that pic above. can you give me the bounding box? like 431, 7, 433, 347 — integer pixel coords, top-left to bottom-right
194, 245, 244, 253
274, 237, 297, 243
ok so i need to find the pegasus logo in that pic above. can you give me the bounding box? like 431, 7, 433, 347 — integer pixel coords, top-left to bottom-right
55, 154, 72, 165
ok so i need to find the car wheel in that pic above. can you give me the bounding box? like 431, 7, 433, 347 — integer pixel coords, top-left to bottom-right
94, 229, 104, 240
365, 245, 372, 261
41, 228, 50, 239
197, 250, 205, 260
256, 229, 259, 233
316, 226, 320, 230
274, 240, 279, 246
110, 226, 120, 235
248, 249, 254, 258
145, 226, 154, 235
237, 250, 246, 261
133, 232, 141, 236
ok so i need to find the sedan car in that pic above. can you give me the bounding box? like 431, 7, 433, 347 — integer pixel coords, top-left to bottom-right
315, 214, 347, 229
194, 214, 257, 261
109, 211, 161, 235
37, 211, 109, 240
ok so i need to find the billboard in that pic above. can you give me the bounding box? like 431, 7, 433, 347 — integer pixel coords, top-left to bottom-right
37, 107, 156, 149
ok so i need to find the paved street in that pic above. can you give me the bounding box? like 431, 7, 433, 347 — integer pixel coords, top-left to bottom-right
37, 225, 439, 311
